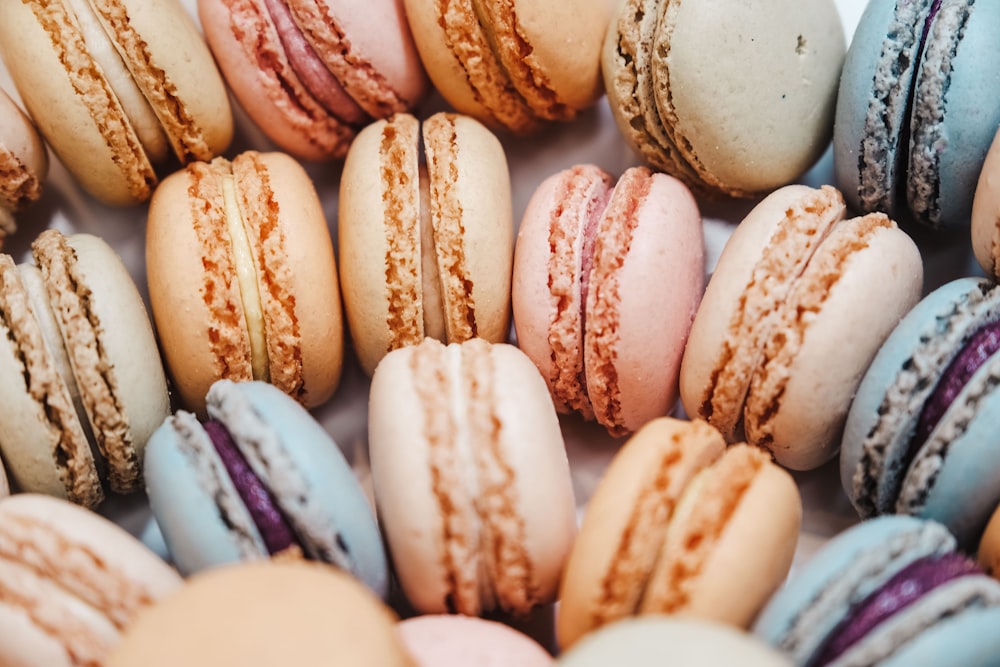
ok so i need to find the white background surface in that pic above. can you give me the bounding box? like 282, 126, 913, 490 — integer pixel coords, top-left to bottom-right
0, 0, 979, 596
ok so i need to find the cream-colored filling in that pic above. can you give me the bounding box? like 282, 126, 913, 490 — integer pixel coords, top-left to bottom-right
220, 174, 269, 381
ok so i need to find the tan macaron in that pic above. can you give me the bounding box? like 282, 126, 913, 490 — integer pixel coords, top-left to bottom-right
338, 112, 513, 376
0, 87, 47, 246
0, 0, 232, 205
146, 150, 343, 415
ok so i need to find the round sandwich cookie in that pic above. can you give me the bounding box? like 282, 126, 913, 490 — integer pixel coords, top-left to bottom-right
841, 277, 1000, 549
144, 379, 388, 598
971, 125, 1000, 279
0, 494, 182, 667
0, 0, 232, 206
108, 561, 412, 667
512, 164, 704, 437
147, 150, 344, 416
339, 112, 513, 376
754, 515, 1000, 667
679, 184, 923, 470
368, 337, 577, 617
834, 0, 1000, 230
198, 0, 428, 160
0, 230, 169, 507
0, 87, 47, 248
556, 417, 801, 650
603, 0, 845, 198
404, 0, 613, 134
557, 617, 791, 667
398, 615, 554, 667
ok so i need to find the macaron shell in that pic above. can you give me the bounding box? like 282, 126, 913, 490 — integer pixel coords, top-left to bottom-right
743, 214, 922, 470
978, 503, 1000, 577
0, 87, 47, 214
878, 606, 1000, 667
906, 0, 1000, 228
585, 169, 703, 433
369, 339, 576, 615
107, 561, 411, 667
217, 380, 388, 597
144, 410, 268, 575
558, 616, 792, 667
556, 417, 725, 650
0, 0, 155, 205
652, 0, 844, 194
397, 614, 553, 666
971, 126, 1000, 277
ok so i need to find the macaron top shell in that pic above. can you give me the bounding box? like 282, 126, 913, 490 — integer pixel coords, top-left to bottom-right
0, 87, 47, 218
108, 561, 411, 667
147, 150, 343, 414
0, 0, 232, 205
397, 614, 553, 666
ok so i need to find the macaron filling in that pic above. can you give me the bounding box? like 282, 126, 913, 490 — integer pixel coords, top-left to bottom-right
203, 419, 297, 556
811, 551, 981, 666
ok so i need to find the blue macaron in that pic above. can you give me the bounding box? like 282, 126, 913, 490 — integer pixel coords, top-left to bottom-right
834, 0, 1000, 230
753, 515, 1000, 666
840, 277, 1000, 548
143, 379, 388, 598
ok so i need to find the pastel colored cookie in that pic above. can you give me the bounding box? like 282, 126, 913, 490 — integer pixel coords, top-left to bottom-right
978, 502, 1000, 579
556, 417, 801, 650
834, 0, 1000, 229
0, 230, 169, 506
512, 164, 703, 436
603, 0, 844, 197
557, 617, 791, 667
754, 515, 1000, 666
0, 0, 232, 205
841, 277, 1000, 548
0, 87, 47, 246
368, 337, 577, 616
339, 112, 512, 375
108, 561, 412, 666
398, 615, 553, 666
147, 150, 343, 415
404, 0, 612, 134
199, 0, 428, 160
144, 379, 388, 597
0, 494, 181, 666
971, 125, 1000, 278
679, 185, 923, 470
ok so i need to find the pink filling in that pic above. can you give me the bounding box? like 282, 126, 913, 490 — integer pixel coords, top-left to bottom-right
262, 0, 367, 125
577, 173, 614, 392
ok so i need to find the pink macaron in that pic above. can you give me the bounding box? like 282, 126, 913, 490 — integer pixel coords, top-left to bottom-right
199, 0, 429, 160
512, 164, 704, 436
398, 615, 553, 666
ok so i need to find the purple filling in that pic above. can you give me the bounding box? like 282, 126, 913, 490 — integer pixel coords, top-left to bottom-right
916, 0, 944, 63
812, 552, 982, 666
911, 320, 1000, 457
204, 420, 297, 555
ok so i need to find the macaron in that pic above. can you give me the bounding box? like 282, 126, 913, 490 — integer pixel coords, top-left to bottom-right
834, 0, 1000, 230
0, 0, 232, 205
339, 112, 512, 376
557, 617, 792, 667
397, 615, 553, 667
603, 0, 845, 198
146, 150, 343, 415
971, 125, 1000, 279
368, 337, 577, 616
841, 277, 1000, 549
753, 515, 1000, 666
404, 0, 612, 134
679, 184, 923, 470
144, 379, 388, 597
0, 86, 47, 247
108, 560, 412, 667
556, 417, 801, 650
0, 493, 182, 666
0, 230, 169, 507
978, 502, 1000, 579
199, 0, 428, 160
512, 164, 703, 436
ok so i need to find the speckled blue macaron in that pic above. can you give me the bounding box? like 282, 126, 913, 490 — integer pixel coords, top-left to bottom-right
840, 277, 1000, 547
144, 380, 388, 597
834, 0, 1000, 229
